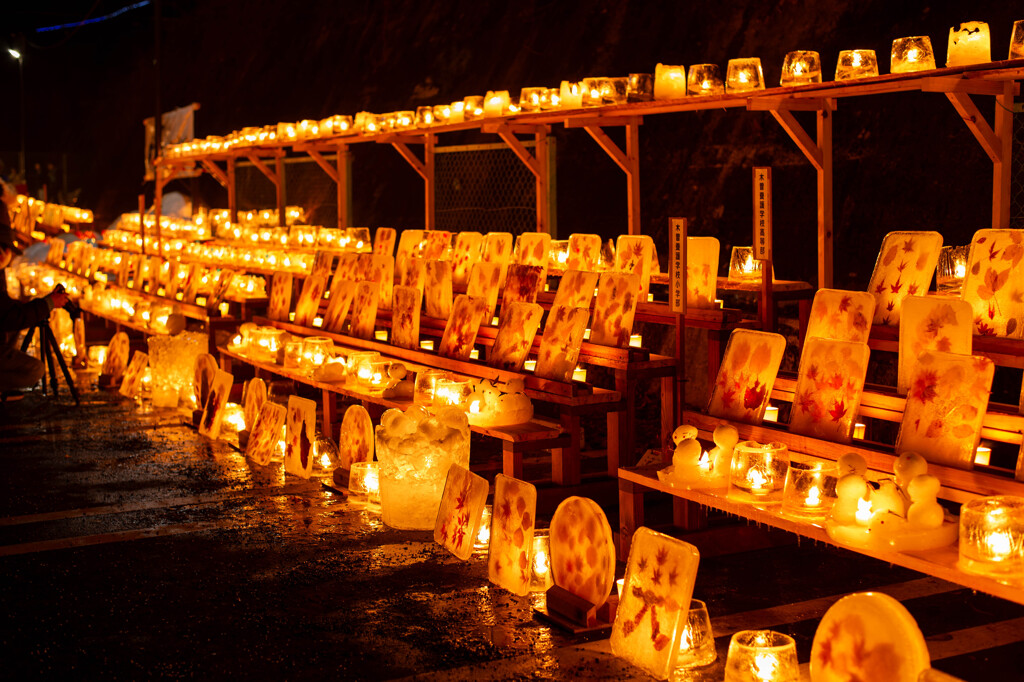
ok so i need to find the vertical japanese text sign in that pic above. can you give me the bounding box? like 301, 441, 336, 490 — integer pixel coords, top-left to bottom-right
670, 218, 687, 314
753, 167, 773, 261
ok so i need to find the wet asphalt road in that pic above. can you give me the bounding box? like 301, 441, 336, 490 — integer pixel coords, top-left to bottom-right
1, 385, 1023, 680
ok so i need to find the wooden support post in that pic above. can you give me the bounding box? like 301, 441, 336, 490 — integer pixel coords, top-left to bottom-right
553, 412, 581, 486
661, 375, 675, 453
138, 194, 147, 256
625, 120, 641, 235
607, 369, 637, 477
993, 81, 1013, 229
338, 144, 352, 229
534, 129, 549, 233
618, 478, 644, 561
672, 498, 708, 532
816, 106, 834, 289
424, 134, 435, 230
502, 442, 523, 480
322, 389, 338, 442
227, 158, 237, 224
153, 168, 163, 258
275, 155, 286, 227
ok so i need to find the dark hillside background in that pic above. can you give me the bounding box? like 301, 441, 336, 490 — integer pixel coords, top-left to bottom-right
2, 0, 1020, 287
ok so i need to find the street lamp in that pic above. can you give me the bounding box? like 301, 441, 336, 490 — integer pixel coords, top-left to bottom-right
9, 46, 25, 177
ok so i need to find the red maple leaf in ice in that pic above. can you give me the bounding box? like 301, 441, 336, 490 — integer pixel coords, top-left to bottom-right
897, 260, 909, 273
720, 386, 737, 408
889, 277, 903, 294
806, 364, 819, 382
828, 372, 845, 390
902, 238, 916, 253
828, 399, 848, 422
911, 370, 939, 404
796, 391, 816, 414
908, 283, 919, 295
655, 547, 669, 566
874, 280, 887, 295
743, 379, 767, 410
988, 302, 996, 320
453, 525, 466, 548
975, 317, 996, 336
838, 295, 852, 313
652, 567, 662, 584
439, 520, 448, 543
886, 300, 895, 312
499, 501, 512, 523
989, 242, 1002, 261
852, 312, 868, 332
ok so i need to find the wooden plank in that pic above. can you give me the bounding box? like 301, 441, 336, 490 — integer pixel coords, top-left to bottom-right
748, 96, 832, 111
305, 149, 339, 183
993, 80, 1013, 229
945, 91, 1001, 163
582, 125, 628, 174
922, 76, 1018, 96
391, 141, 427, 180
817, 105, 834, 289
494, 125, 541, 178
619, 465, 1024, 606
769, 109, 823, 170
680, 410, 1024, 503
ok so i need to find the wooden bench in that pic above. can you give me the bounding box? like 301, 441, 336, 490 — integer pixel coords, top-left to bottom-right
617, 378, 1024, 605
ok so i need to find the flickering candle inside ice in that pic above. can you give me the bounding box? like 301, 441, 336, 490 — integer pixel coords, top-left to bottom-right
726, 58, 765, 93
947, 21, 991, 66
975, 446, 992, 466
725, 630, 799, 682
780, 50, 822, 86
959, 496, 1024, 577
687, 63, 724, 96
483, 90, 511, 117
853, 423, 866, 440
559, 81, 583, 108
764, 406, 779, 423
1012, 21, 1024, 59
524, 359, 537, 372
529, 530, 554, 592
729, 440, 789, 502
349, 461, 380, 503
855, 497, 874, 526
375, 330, 388, 342
834, 49, 879, 80
475, 505, 492, 549
572, 366, 587, 382
892, 36, 936, 73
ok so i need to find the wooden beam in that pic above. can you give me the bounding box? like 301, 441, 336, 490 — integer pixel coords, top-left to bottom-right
922, 76, 1019, 96
391, 141, 427, 180
337, 144, 352, 229
494, 124, 542, 178
275, 155, 286, 227
424, 134, 435, 231
769, 109, 824, 170
946, 92, 1002, 163
564, 116, 642, 128
305, 149, 338, 183
198, 159, 228, 188
748, 97, 833, 112
245, 154, 278, 185
583, 125, 629, 174
625, 121, 641, 235
227, 158, 237, 224
534, 130, 549, 234
481, 122, 551, 135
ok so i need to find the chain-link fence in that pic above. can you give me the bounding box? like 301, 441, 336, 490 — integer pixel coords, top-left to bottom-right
435, 142, 539, 235
1013, 97, 1024, 229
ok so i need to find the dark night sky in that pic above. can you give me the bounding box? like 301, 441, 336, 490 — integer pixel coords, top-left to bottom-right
1, 1, 1019, 286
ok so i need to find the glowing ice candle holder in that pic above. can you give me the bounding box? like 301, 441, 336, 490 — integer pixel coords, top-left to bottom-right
1012, 21, 1024, 59
627, 73, 653, 102
414, 369, 446, 404
727, 246, 763, 283
544, 87, 561, 109
349, 461, 381, 503
852, 423, 866, 440
781, 457, 838, 520
419, 339, 435, 351
599, 76, 629, 105
572, 366, 587, 383
654, 63, 687, 100
524, 359, 537, 372
629, 334, 643, 348
346, 351, 379, 385
434, 378, 473, 408
529, 530, 554, 592
891, 36, 936, 73
687, 63, 724, 96
726, 58, 765, 93
729, 441, 789, 503
374, 329, 389, 342
780, 50, 822, 86
549, 240, 570, 268
581, 78, 604, 107
764, 405, 779, 423
947, 21, 991, 66
462, 96, 485, 121
483, 90, 511, 117
474, 505, 492, 549
676, 599, 717, 670
222, 402, 246, 433
518, 87, 548, 113
834, 49, 879, 80
936, 245, 969, 294
283, 340, 304, 369
88, 345, 108, 368
724, 630, 799, 682
959, 496, 1024, 578
432, 104, 452, 124
559, 81, 583, 108
301, 336, 334, 368
974, 445, 992, 466
415, 106, 434, 127
359, 361, 390, 393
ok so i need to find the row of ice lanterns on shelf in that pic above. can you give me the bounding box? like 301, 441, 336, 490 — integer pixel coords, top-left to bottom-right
162, 20, 1023, 161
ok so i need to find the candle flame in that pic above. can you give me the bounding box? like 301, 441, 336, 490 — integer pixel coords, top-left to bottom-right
806, 486, 821, 507
698, 451, 712, 473
855, 496, 873, 525
985, 530, 1012, 558
851, 52, 862, 67
746, 467, 768, 490
533, 546, 549, 576
753, 652, 779, 681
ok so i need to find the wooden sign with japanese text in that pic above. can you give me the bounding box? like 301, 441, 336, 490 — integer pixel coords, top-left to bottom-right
669, 218, 687, 314
753, 167, 773, 261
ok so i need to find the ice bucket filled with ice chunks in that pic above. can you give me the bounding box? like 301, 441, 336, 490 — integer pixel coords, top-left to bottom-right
375, 405, 471, 530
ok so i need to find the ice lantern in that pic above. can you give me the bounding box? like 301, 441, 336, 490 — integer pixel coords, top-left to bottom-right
375, 405, 470, 530
559, 81, 583, 109
729, 441, 789, 503
724, 630, 799, 682
726, 58, 765, 93
959, 496, 1024, 579
687, 64, 724, 96
781, 457, 838, 520
834, 49, 879, 80
946, 22, 990, 67
891, 36, 936, 73
653, 64, 687, 100
1012, 20, 1024, 59
779, 50, 822, 86
483, 90, 511, 117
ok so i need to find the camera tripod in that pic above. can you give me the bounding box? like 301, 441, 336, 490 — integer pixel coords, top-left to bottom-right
19, 318, 81, 406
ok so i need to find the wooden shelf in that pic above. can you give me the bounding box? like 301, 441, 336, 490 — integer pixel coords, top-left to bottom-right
618, 465, 1024, 606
